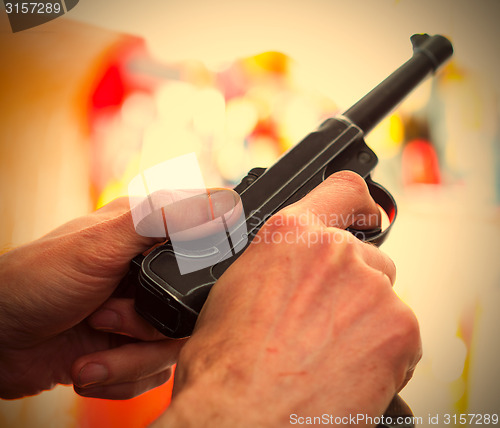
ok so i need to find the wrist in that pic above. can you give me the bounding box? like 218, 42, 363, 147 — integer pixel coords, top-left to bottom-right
156, 359, 290, 428
0, 345, 60, 399
157, 373, 261, 428
0, 249, 71, 399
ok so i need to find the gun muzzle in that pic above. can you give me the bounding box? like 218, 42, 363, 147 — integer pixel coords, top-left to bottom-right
343, 34, 453, 134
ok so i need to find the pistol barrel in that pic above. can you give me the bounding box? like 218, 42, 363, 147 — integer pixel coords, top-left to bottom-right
343, 34, 453, 134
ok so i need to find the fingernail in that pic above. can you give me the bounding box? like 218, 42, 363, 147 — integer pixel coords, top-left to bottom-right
78, 363, 108, 388
209, 189, 239, 219
88, 309, 121, 331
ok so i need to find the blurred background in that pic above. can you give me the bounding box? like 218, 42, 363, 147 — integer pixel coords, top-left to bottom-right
0, 0, 499, 426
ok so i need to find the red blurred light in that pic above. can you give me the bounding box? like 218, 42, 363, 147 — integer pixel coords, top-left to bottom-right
402, 139, 441, 185
91, 63, 126, 110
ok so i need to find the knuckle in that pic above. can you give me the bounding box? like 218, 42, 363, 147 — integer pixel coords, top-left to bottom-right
263, 211, 289, 230
262, 209, 306, 234
388, 302, 421, 353
399, 306, 420, 341
328, 170, 367, 189
326, 170, 370, 200
328, 230, 361, 259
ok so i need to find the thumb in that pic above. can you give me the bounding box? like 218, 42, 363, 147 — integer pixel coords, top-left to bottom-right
52, 188, 240, 282
131, 188, 240, 239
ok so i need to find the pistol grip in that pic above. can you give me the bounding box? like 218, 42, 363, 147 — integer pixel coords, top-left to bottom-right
378, 395, 415, 428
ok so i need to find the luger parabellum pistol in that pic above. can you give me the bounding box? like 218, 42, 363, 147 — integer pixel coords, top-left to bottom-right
121, 33, 452, 338
119, 33, 453, 428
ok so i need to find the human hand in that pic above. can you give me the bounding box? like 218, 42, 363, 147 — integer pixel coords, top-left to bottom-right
157, 171, 421, 427
0, 189, 237, 400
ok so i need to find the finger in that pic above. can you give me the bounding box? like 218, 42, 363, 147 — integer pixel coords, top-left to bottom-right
329, 229, 397, 284
74, 369, 172, 400
61, 189, 240, 277
132, 188, 240, 239
289, 171, 381, 230
355, 238, 397, 285
72, 339, 184, 391
87, 298, 167, 341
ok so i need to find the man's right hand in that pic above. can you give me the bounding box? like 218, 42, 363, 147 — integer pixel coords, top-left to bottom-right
156, 170, 422, 428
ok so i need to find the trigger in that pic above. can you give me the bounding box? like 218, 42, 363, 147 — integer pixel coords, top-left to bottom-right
357, 178, 398, 247
347, 227, 382, 242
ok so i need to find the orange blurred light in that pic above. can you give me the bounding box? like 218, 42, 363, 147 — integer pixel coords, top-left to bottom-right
77, 377, 174, 428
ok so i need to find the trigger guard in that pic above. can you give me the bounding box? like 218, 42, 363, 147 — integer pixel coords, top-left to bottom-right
363, 177, 397, 247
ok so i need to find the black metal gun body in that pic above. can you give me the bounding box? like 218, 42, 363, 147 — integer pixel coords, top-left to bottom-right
124, 34, 453, 340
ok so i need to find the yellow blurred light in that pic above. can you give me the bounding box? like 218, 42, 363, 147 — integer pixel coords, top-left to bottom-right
95, 155, 142, 209
248, 136, 280, 168
288, 61, 338, 115
215, 141, 247, 182
389, 113, 404, 144
182, 60, 214, 87
141, 121, 202, 171
225, 98, 259, 139
399, 77, 432, 113
246, 86, 275, 120
243, 51, 289, 76
450, 377, 467, 403
121, 92, 156, 129
443, 61, 464, 82
365, 113, 404, 158
279, 95, 319, 150
193, 87, 225, 136
155, 81, 196, 129
96, 179, 128, 209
